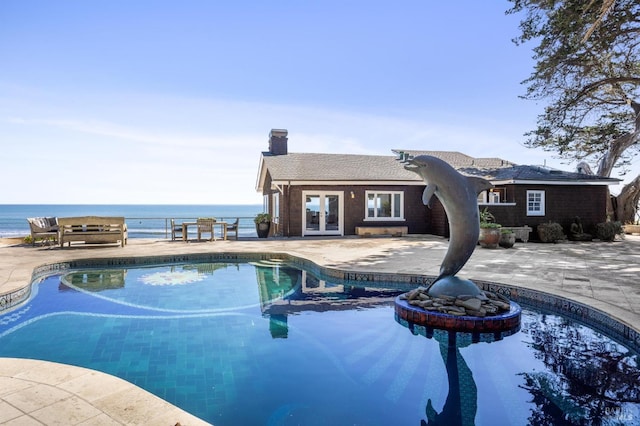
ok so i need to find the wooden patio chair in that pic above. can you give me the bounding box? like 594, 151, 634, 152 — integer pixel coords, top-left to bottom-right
226, 218, 239, 240
197, 218, 216, 241
170, 219, 183, 241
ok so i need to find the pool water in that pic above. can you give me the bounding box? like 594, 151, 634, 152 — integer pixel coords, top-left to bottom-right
1, 261, 639, 425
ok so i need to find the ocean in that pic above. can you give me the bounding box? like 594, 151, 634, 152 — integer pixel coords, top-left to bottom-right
0, 204, 264, 239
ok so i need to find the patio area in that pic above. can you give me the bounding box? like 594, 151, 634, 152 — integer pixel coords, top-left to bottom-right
1, 234, 639, 424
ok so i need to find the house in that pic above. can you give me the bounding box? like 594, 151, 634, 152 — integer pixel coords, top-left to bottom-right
255, 129, 620, 239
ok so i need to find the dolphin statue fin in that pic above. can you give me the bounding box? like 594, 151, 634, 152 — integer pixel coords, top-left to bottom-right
467, 176, 494, 195
422, 184, 437, 208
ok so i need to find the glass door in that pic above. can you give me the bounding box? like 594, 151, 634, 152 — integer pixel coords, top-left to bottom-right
303, 191, 343, 236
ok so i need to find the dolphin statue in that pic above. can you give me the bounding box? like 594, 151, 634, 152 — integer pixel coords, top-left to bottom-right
402, 154, 493, 287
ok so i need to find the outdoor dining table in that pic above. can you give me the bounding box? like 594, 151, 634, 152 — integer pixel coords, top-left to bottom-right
181, 221, 228, 241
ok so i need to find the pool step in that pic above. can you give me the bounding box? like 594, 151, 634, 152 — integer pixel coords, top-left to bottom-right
249, 259, 285, 268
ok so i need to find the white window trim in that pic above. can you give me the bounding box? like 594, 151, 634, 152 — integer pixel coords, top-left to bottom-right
526, 190, 546, 216
364, 190, 405, 221
272, 193, 280, 224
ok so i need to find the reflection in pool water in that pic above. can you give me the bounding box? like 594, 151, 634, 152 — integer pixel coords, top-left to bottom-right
139, 269, 206, 286
0, 261, 639, 425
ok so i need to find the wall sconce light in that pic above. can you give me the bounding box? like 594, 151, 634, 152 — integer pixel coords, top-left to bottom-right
350, 191, 355, 199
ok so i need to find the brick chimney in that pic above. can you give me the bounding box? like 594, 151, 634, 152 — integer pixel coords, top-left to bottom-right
268, 129, 288, 155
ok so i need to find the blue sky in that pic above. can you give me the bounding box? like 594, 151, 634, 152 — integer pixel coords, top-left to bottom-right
1, 1, 629, 204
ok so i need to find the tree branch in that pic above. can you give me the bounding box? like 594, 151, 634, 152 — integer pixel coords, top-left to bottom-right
568, 76, 640, 107
582, 0, 617, 43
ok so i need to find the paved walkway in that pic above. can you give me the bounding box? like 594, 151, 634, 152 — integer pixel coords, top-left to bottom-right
1, 235, 639, 425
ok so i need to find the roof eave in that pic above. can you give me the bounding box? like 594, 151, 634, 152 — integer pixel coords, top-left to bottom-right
491, 179, 620, 186
255, 154, 267, 193
270, 179, 424, 188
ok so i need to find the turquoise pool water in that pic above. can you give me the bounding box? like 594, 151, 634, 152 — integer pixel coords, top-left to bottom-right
1, 260, 639, 425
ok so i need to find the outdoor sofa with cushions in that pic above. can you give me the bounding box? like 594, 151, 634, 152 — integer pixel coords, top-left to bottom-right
58, 216, 128, 248
26, 217, 59, 245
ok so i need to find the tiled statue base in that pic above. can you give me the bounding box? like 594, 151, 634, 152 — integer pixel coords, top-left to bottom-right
394, 296, 522, 340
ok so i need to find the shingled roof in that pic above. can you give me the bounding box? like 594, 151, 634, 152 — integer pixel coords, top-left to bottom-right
396, 150, 515, 170
259, 152, 419, 182
256, 150, 619, 192
397, 150, 619, 183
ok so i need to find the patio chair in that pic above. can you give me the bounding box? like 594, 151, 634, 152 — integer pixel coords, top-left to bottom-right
27, 217, 59, 246
226, 218, 239, 240
170, 219, 183, 241
197, 218, 216, 241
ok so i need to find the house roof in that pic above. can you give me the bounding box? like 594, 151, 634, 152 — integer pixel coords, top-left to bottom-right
256, 150, 620, 192
396, 150, 515, 170
257, 153, 420, 189
397, 150, 620, 184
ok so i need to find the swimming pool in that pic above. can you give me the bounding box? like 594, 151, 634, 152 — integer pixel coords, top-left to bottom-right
1, 260, 639, 425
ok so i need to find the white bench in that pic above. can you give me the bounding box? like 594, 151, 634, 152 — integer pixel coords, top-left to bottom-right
355, 226, 408, 237
623, 224, 640, 235
58, 216, 128, 248
501, 226, 533, 242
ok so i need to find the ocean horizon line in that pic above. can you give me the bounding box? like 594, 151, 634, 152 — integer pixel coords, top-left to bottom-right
0, 204, 265, 239
0, 203, 263, 206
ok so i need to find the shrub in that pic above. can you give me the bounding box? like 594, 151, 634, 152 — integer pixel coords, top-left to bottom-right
480, 222, 502, 229
254, 213, 271, 224
537, 222, 566, 243
595, 221, 624, 242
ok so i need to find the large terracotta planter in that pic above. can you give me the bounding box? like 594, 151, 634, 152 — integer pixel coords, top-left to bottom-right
479, 227, 501, 248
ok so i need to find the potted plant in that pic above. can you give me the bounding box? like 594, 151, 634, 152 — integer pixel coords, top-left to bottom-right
479, 208, 501, 248
254, 213, 271, 238
499, 228, 516, 248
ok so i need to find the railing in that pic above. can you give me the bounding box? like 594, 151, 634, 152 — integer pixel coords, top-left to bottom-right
124, 217, 257, 239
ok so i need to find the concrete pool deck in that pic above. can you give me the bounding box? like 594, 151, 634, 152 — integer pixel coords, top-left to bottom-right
1, 234, 639, 425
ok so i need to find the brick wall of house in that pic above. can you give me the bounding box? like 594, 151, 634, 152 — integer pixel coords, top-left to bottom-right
261, 180, 611, 239
276, 185, 429, 237
426, 199, 449, 238
489, 184, 609, 239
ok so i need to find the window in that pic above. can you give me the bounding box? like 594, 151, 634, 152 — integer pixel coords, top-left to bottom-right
478, 189, 502, 204
272, 193, 280, 224
526, 190, 545, 216
365, 191, 404, 220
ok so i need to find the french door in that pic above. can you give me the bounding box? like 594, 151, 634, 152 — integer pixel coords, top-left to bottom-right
303, 191, 343, 236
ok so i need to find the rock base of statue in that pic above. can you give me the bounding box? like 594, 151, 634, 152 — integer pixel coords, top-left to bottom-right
395, 283, 521, 335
